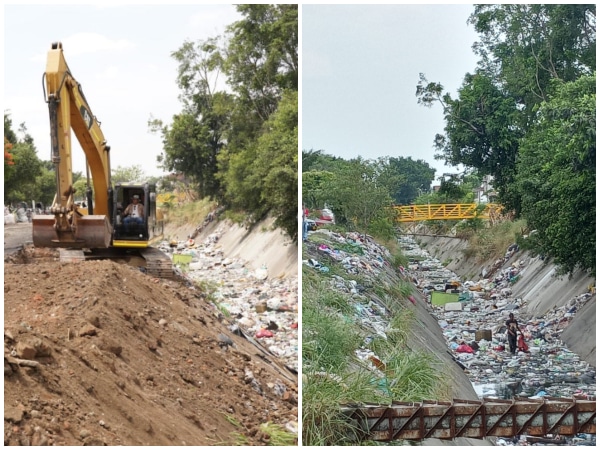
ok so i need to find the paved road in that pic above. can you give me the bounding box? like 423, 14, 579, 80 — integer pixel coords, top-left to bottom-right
4, 222, 33, 257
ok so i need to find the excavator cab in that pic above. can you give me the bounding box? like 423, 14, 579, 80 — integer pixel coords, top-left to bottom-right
112, 183, 163, 246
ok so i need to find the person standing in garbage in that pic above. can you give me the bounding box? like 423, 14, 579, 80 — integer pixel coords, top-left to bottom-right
505, 312, 522, 355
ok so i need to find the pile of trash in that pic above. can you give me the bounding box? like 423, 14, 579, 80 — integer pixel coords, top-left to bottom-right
398, 235, 596, 401
303, 230, 392, 279
156, 229, 298, 371
303, 229, 410, 373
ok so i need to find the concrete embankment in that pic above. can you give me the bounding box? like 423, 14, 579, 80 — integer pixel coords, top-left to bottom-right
417, 234, 596, 368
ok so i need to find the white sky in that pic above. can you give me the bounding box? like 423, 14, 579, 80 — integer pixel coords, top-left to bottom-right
302, 3, 480, 181
3, 3, 241, 177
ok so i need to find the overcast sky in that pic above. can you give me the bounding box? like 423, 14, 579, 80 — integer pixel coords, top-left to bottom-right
4, 4, 241, 177
302, 3, 480, 181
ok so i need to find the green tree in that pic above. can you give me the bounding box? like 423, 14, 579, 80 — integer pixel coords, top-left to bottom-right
302, 170, 335, 210
218, 4, 298, 237
112, 164, 147, 184
225, 4, 298, 123
516, 74, 596, 275
152, 4, 298, 239
254, 90, 298, 239
3, 117, 43, 206
33, 167, 57, 208
325, 157, 395, 232
416, 4, 595, 212
471, 4, 595, 115
4, 113, 17, 145
220, 91, 298, 232
416, 72, 523, 211
302, 149, 347, 173
4, 141, 43, 205
384, 156, 436, 204
156, 37, 232, 199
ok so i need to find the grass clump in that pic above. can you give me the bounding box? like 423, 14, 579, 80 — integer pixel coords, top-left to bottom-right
302, 372, 388, 446
259, 422, 297, 446
162, 197, 215, 227
384, 351, 445, 401
302, 297, 363, 373
467, 219, 526, 262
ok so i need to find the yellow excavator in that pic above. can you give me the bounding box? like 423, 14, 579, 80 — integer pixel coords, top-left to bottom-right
32, 42, 172, 277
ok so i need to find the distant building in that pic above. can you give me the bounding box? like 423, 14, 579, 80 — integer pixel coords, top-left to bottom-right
474, 175, 497, 203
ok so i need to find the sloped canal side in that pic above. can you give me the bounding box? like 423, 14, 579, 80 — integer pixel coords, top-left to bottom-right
159, 220, 299, 373
302, 228, 494, 446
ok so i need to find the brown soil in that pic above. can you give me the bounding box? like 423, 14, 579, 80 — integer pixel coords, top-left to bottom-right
4, 224, 298, 446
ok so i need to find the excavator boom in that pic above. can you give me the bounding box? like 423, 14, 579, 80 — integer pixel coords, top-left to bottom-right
33, 42, 112, 248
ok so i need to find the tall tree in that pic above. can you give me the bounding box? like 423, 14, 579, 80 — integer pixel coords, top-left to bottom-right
417, 72, 523, 211
384, 156, 436, 204
225, 4, 298, 123
471, 4, 595, 118
416, 4, 595, 212
152, 5, 298, 239
3, 116, 43, 206
112, 164, 147, 185
310, 157, 395, 232
4, 113, 18, 144
152, 37, 232, 199
302, 149, 345, 173
218, 4, 298, 236
516, 74, 596, 276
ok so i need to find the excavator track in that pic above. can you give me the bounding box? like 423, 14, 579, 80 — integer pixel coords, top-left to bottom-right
58, 246, 175, 279
139, 247, 175, 279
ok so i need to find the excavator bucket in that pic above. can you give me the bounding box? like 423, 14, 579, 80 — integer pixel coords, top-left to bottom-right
33, 215, 112, 249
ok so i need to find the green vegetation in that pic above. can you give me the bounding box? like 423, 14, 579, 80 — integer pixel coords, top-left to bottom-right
218, 416, 296, 446
416, 4, 595, 276
258, 422, 298, 446
516, 74, 596, 275
151, 5, 298, 240
162, 197, 216, 228
302, 233, 446, 445
302, 152, 437, 239
464, 219, 527, 263
4, 115, 50, 208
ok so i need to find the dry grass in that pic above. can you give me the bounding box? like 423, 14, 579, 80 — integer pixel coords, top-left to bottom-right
467, 219, 526, 262
162, 197, 216, 226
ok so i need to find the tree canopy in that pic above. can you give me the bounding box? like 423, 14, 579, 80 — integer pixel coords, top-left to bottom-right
416, 4, 596, 275
516, 74, 596, 275
302, 151, 438, 239
151, 4, 298, 239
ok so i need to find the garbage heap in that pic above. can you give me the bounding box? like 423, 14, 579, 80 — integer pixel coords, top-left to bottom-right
303, 230, 423, 376
397, 235, 596, 401
157, 230, 298, 372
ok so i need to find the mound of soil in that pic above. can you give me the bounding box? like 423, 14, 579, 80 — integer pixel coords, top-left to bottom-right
4, 245, 298, 446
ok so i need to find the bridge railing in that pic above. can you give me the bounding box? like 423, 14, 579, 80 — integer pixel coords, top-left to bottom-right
393, 203, 503, 222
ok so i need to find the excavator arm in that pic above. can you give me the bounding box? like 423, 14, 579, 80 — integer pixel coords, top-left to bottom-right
33, 42, 112, 248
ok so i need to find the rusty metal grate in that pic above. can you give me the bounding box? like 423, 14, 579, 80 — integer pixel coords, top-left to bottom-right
341, 397, 596, 441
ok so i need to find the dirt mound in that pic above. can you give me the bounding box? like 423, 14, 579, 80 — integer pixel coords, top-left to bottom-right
4, 247, 298, 446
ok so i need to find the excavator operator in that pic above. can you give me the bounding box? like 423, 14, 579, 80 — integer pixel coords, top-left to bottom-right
122, 195, 144, 232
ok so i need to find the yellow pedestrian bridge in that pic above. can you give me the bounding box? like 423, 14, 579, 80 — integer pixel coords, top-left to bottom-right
394, 203, 503, 222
